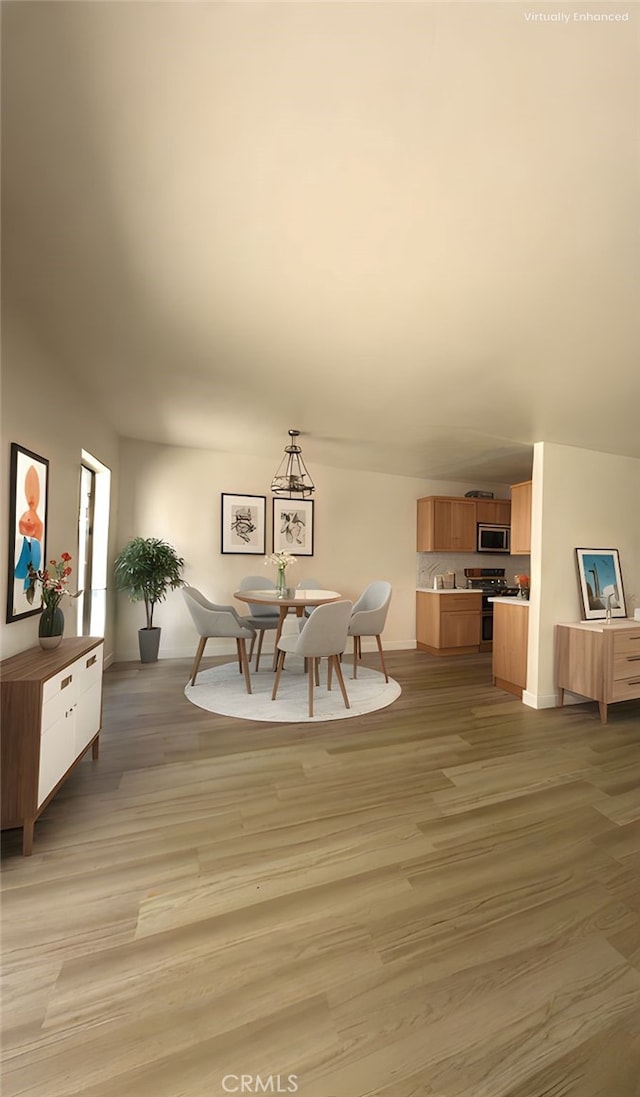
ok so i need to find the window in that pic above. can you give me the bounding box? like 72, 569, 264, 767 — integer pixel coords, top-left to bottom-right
76, 451, 111, 637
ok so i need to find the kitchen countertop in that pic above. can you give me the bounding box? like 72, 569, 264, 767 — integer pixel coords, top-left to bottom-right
489, 596, 530, 605
416, 588, 481, 594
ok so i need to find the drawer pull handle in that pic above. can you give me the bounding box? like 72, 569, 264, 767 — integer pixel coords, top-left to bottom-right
61, 675, 72, 690
625, 655, 640, 662
628, 677, 640, 686
86, 655, 97, 668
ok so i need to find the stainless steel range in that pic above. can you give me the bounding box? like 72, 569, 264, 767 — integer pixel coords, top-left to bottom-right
463, 569, 520, 646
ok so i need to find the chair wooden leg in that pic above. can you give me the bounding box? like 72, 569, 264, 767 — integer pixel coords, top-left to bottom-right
235, 638, 243, 674
376, 635, 389, 682
272, 608, 288, 671
353, 636, 359, 679
308, 658, 315, 717
238, 639, 252, 694
190, 637, 207, 685
255, 629, 265, 672
333, 655, 351, 710
249, 633, 257, 660
327, 657, 333, 691
272, 650, 285, 701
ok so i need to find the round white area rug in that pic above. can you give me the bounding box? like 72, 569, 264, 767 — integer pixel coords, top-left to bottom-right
184, 658, 401, 723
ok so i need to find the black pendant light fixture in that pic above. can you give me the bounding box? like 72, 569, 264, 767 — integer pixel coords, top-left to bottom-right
270, 429, 315, 498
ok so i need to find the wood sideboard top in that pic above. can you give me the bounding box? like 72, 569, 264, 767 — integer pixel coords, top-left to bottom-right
556, 620, 640, 634
0, 637, 103, 682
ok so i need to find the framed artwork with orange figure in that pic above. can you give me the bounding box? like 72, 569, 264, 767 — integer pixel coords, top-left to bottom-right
6, 443, 49, 622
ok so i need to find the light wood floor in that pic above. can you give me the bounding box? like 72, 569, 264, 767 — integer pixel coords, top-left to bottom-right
2, 650, 640, 1097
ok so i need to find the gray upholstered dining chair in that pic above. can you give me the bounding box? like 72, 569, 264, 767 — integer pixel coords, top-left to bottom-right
271, 599, 353, 718
182, 586, 256, 691
237, 575, 280, 671
296, 577, 322, 591
348, 580, 392, 682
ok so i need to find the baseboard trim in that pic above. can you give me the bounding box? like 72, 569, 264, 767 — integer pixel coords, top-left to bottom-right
114, 638, 417, 663
522, 690, 562, 709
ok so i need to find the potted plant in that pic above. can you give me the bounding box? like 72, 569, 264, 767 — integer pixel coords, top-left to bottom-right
114, 537, 185, 663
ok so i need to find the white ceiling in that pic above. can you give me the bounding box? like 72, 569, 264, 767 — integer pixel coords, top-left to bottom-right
2, 2, 639, 484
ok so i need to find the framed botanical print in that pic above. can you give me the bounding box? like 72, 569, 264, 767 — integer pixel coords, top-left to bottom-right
575, 548, 627, 620
6, 442, 49, 622
221, 494, 266, 554
272, 498, 314, 556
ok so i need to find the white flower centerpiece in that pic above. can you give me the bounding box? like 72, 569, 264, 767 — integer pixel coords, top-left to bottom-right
265, 551, 297, 597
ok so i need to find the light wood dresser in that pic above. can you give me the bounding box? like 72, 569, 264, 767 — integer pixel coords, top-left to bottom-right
555, 620, 640, 724
1, 637, 103, 854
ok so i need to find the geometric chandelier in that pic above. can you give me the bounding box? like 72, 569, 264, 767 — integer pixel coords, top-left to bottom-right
270, 429, 316, 498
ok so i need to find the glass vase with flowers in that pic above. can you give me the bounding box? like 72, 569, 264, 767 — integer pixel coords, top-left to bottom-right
265, 551, 297, 597
26, 553, 82, 649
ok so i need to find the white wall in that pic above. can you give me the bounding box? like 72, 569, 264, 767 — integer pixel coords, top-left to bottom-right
0, 314, 120, 661
525, 441, 640, 708
115, 436, 512, 661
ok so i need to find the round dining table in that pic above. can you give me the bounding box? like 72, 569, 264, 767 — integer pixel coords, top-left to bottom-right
234, 588, 342, 670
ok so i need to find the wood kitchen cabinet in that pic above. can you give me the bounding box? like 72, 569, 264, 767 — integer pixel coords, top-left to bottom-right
492, 600, 529, 697
510, 480, 532, 555
476, 499, 512, 525
416, 591, 482, 655
555, 620, 640, 723
417, 497, 477, 552
1, 637, 104, 854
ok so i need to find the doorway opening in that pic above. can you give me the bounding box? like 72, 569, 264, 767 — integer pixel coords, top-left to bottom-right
76, 451, 111, 637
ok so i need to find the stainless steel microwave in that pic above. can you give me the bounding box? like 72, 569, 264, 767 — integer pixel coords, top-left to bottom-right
477, 523, 510, 553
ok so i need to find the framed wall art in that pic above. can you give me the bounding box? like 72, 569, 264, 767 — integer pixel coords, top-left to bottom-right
272, 498, 314, 556
575, 548, 627, 620
221, 493, 266, 555
6, 442, 49, 623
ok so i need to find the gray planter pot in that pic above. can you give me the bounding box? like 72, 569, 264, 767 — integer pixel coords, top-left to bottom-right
138, 627, 161, 663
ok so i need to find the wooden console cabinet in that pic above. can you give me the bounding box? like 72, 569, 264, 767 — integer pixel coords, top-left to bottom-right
1, 637, 104, 854
555, 620, 640, 723
416, 591, 482, 655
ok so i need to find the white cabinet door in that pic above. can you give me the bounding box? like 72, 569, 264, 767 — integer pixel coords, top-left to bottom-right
74, 646, 103, 755
42, 663, 78, 733
74, 682, 101, 756
38, 711, 76, 807
37, 644, 103, 810
78, 646, 103, 696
